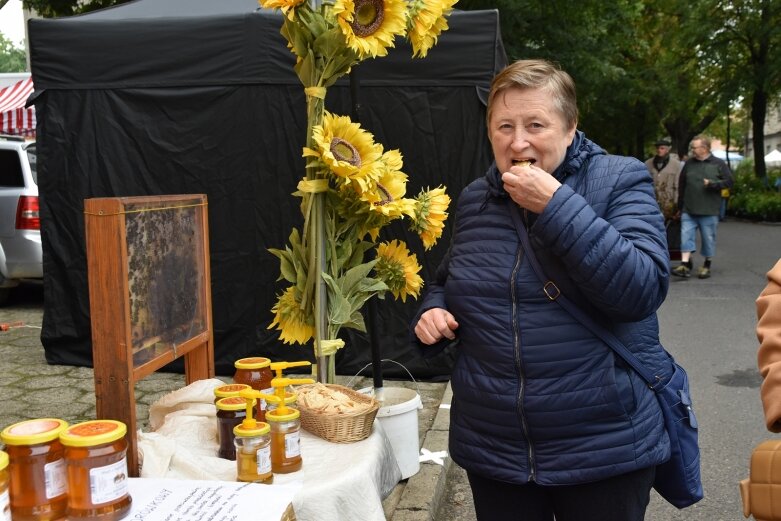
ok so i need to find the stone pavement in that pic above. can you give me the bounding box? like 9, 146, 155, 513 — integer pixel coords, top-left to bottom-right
0, 281, 454, 521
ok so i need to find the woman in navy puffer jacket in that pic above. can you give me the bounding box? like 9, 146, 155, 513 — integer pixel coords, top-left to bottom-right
413, 60, 675, 520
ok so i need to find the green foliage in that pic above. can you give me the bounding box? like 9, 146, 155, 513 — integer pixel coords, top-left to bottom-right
22, 0, 131, 17
0, 33, 26, 72
728, 160, 781, 221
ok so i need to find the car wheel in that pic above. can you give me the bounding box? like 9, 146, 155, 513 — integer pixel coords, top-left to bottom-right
0, 287, 11, 306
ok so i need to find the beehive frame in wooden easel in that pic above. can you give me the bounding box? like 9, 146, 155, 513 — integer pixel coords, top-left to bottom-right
84, 194, 215, 475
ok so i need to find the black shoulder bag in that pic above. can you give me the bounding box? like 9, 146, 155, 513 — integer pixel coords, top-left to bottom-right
508, 200, 703, 508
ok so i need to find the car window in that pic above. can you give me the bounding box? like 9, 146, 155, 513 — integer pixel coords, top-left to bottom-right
27, 145, 37, 185
0, 149, 24, 187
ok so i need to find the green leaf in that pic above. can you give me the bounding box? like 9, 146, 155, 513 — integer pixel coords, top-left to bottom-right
323, 273, 353, 325
268, 247, 297, 284
341, 259, 379, 296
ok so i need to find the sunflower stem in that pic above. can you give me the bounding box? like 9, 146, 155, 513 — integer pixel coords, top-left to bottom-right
305, 90, 331, 383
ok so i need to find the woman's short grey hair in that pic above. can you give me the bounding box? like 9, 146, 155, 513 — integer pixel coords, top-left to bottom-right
486, 59, 578, 131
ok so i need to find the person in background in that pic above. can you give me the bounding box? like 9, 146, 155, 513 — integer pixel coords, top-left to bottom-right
672, 135, 733, 279
412, 59, 674, 521
757, 258, 781, 432
645, 139, 681, 221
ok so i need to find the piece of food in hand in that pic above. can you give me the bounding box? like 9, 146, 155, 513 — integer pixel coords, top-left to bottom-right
512, 160, 532, 167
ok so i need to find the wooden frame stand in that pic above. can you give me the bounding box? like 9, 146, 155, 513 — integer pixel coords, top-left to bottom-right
84, 194, 215, 475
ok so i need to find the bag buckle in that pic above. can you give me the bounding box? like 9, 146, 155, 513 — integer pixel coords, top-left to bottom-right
543, 281, 560, 301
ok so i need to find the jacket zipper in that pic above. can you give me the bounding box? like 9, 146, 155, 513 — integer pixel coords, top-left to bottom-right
510, 215, 536, 482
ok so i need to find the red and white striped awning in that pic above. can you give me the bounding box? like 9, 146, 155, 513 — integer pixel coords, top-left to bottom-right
0, 77, 35, 137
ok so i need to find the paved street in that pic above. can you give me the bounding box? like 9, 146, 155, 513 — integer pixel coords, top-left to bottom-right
1, 218, 780, 520
436, 218, 781, 521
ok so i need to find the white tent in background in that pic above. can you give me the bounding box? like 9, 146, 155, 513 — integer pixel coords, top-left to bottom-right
712, 149, 744, 169
764, 149, 781, 168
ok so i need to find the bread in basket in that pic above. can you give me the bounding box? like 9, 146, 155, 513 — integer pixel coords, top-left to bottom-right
295, 383, 380, 443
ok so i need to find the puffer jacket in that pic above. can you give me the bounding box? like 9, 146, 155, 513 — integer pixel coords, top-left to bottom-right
416, 131, 673, 485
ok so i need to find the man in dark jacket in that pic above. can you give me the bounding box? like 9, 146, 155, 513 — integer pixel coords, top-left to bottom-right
672, 135, 733, 279
413, 60, 687, 521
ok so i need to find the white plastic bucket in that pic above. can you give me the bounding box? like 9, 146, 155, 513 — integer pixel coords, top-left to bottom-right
375, 387, 422, 479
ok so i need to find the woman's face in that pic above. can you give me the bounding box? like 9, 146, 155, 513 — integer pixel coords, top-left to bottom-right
489, 86, 576, 175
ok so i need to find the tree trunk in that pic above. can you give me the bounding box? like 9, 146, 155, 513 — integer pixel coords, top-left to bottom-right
751, 89, 768, 180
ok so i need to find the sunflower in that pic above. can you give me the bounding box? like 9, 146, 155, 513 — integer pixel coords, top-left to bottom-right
358, 150, 417, 219
406, 0, 458, 58
375, 240, 423, 302
268, 286, 315, 345
333, 0, 408, 59
410, 186, 450, 250
304, 112, 383, 191
258, 0, 307, 20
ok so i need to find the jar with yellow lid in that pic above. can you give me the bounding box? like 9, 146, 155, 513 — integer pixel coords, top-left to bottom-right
213, 383, 251, 403
233, 358, 274, 421
265, 391, 296, 413
0, 418, 69, 521
0, 450, 10, 521
233, 422, 273, 484
216, 397, 254, 460
59, 420, 132, 521
266, 407, 302, 474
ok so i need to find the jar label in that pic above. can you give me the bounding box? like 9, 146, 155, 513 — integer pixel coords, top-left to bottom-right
284, 431, 301, 459
89, 457, 129, 505
0, 489, 10, 521
256, 445, 271, 475
44, 459, 67, 499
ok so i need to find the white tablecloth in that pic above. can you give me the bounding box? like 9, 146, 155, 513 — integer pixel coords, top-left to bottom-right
137, 378, 401, 521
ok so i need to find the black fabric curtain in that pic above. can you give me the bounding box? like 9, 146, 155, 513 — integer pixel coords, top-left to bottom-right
31, 5, 506, 379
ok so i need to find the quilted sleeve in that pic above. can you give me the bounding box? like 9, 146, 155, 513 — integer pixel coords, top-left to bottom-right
533, 156, 670, 321
758, 259, 781, 432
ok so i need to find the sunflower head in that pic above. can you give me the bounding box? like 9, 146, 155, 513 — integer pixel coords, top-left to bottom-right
410, 186, 450, 250
306, 112, 384, 191
375, 240, 423, 302
359, 150, 417, 219
406, 0, 457, 58
259, 0, 307, 20
268, 286, 315, 345
333, 0, 408, 59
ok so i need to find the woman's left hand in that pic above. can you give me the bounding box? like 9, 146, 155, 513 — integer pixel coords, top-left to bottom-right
501, 164, 561, 214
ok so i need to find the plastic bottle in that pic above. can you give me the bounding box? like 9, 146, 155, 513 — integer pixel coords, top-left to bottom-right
216, 396, 254, 460
59, 420, 132, 521
0, 450, 10, 521
233, 422, 273, 484
0, 418, 69, 521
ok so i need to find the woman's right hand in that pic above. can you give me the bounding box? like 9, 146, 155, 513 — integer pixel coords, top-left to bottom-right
414, 308, 459, 345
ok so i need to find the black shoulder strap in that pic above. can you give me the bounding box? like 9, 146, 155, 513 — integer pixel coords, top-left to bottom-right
506, 199, 661, 388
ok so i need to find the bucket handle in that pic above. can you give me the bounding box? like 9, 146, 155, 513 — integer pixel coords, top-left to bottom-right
346, 358, 422, 399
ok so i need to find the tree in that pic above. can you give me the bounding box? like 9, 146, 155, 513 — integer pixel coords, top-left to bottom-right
22, 0, 131, 17
0, 33, 27, 72
709, 0, 781, 180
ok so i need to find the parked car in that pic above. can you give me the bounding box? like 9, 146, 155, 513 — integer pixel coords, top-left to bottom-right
0, 135, 40, 305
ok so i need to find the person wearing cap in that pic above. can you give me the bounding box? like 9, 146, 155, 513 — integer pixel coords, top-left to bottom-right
672, 135, 733, 279
645, 139, 681, 221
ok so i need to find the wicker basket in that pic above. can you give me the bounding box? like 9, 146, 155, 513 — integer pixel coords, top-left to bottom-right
296, 384, 380, 443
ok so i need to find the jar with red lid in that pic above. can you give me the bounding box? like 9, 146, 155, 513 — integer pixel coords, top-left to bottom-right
233, 357, 273, 420
0, 418, 69, 521
0, 450, 10, 521
59, 420, 132, 521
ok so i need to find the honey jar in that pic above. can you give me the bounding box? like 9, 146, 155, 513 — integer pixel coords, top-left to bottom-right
233, 357, 274, 421
213, 383, 251, 403
266, 407, 302, 474
216, 397, 254, 461
0, 450, 10, 521
0, 418, 69, 521
233, 422, 273, 484
59, 420, 132, 521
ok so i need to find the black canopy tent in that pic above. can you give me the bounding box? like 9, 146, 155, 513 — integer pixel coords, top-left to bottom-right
28, 0, 506, 378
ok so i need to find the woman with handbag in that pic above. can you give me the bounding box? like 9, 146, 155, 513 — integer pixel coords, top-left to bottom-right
412, 59, 697, 520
